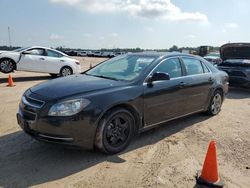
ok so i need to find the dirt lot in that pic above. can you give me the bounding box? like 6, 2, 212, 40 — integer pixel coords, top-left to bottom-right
0, 57, 249, 188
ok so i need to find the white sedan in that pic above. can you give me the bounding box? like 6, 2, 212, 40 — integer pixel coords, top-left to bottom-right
0, 46, 81, 77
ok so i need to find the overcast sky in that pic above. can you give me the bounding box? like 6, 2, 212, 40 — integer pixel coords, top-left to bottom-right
0, 0, 249, 49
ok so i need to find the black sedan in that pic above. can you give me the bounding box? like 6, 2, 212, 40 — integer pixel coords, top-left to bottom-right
17, 53, 229, 153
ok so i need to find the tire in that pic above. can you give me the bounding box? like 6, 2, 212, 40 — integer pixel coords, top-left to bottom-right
50, 73, 58, 78
95, 108, 135, 154
205, 90, 223, 116
60, 66, 73, 77
0, 58, 15, 73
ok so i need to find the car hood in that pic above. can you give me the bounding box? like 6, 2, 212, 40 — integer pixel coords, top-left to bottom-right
220, 43, 250, 61
0, 51, 20, 56
0, 50, 8, 54
30, 74, 124, 100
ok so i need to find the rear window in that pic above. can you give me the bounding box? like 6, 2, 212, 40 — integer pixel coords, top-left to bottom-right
47, 50, 63, 58
182, 57, 204, 75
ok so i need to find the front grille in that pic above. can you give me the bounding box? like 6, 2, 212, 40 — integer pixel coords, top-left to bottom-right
23, 96, 45, 108
21, 95, 45, 121
22, 110, 36, 121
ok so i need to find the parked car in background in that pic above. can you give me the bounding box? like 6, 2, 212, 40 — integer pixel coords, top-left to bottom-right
115, 52, 126, 56
0, 46, 81, 77
77, 51, 88, 57
17, 52, 228, 154
181, 49, 190, 54
93, 51, 102, 57
87, 51, 94, 57
217, 43, 250, 87
101, 51, 115, 58
204, 52, 222, 65
64, 50, 78, 56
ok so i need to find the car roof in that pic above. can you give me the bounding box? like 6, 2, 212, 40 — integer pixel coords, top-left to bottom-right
27, 46, 68, 56
28, 46, 53, 50
130, 52, 199, 59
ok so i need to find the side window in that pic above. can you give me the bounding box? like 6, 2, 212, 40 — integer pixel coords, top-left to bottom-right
201, 62, 210, 73
47, 50, 63, 58
27, 48, 45, 56
153, 58, 182, 79
182, 57, 204, 75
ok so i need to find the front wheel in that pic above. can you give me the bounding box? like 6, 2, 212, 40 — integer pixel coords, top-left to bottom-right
0, 59, 15, 73
60, 67, 73, 77
95, 108, 135, 154
205, 90, 223, 116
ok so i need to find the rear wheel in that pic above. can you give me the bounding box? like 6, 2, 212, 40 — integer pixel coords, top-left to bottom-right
60, 66, 73, 77
0, 58, 15, 73
205, 90, 223, 116
95, 108, 135, 154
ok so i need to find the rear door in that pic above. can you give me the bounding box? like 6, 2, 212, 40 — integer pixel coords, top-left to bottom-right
143, 57, 190, 126
45, 49, 64, 73
180, 57, 214, 112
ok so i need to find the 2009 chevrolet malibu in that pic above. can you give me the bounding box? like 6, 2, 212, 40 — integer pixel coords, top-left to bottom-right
17, 53, 229, 153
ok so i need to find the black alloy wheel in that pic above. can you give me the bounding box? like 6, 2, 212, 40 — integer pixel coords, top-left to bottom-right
95, 108, 135, 154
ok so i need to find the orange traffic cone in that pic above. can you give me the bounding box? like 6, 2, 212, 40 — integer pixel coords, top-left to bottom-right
196, 140, 224, 187
89, 63, 92, 69
6, 74, 15, 87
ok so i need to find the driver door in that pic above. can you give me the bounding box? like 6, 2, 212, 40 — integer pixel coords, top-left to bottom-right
18, 48, 47, 72
143, 57, 190, 127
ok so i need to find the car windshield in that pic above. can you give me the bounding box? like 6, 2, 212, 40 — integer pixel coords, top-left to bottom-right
86, 54, 156, 81
12, 47, 29, 52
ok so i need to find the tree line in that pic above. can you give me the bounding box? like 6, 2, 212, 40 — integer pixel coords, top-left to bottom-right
0, 45, 220, 53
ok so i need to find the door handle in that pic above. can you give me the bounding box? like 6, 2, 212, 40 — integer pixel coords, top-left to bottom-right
179, 82, 187, 88
39, 58, 45, 61
208, 77, 214, 82
60, 60, 65, 62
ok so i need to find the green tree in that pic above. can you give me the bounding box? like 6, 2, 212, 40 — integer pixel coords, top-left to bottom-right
169, 45, 179, 52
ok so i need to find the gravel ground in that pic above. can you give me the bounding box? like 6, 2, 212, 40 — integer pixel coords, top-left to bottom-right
0, 57, 249, 188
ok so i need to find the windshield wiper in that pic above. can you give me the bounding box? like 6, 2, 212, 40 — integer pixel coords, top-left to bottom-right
86, 73, 120, 81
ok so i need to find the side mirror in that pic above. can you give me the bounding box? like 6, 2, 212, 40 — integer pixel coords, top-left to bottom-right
22, 51, 31, 55
147, 72, 170, 84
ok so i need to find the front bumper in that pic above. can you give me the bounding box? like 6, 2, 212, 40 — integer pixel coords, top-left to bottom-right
218, 67, 250, 87
74, 65, 82, 74
228, 76, 250, 87
17, 92, 98, 149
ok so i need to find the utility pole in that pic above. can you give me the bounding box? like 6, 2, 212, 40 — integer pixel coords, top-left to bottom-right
8, 26, 12, 47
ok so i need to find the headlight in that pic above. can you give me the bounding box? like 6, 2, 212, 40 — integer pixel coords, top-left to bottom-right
48, 99, 90, 116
